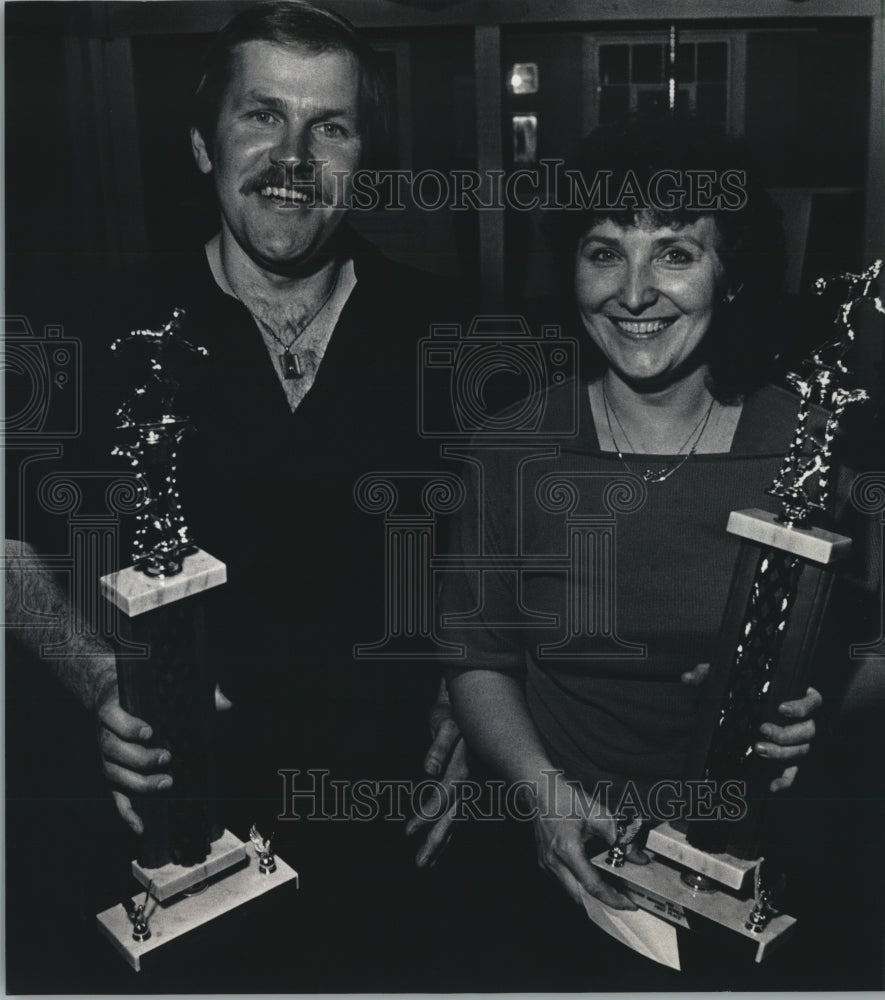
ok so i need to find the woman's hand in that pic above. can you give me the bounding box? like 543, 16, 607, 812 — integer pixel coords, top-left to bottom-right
682, 663, 823, 791
532, 772, 644, 911
756, 687, 822, 792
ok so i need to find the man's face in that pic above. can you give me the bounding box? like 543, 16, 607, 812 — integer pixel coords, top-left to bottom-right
192, 40, 363, 275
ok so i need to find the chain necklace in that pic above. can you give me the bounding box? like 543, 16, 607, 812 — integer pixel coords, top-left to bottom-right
601, 379, 716, 484
237, 264, 341, 380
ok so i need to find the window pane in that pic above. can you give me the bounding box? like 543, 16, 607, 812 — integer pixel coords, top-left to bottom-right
697, 42, 727, 81
675, 43, 695, 83
696, 82, 727, 123
632, 44, 663, 83
599, 86, 630, 124
637, 89, 669, 116
599, 44, 629, 85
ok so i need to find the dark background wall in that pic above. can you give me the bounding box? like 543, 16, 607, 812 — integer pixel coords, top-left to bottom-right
5, 2, 880, 320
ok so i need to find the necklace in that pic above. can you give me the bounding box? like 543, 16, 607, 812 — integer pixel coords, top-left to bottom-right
235, 264, 341, 380
600, 379, 716, 484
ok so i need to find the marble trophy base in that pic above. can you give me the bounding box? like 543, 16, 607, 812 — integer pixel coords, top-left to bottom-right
101, 548, 227, 616
96, 832, 299, 971
727, 508, 851, 565
131, 827, 246, 902
646, 821, 757, 890
592, 822, 796, 964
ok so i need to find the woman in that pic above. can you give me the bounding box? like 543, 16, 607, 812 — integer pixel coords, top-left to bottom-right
439, 117, 851, 986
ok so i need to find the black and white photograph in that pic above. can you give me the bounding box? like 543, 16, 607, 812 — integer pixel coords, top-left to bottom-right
4, 0, 884, 993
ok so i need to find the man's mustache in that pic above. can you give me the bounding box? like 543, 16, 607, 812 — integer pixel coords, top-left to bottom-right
241, 163, 329, 196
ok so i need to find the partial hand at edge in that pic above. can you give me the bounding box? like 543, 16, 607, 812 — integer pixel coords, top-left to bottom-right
406, 684, 469, 868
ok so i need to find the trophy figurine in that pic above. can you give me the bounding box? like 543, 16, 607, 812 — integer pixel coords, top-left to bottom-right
593, 260, 884, 963
95, 309, 298, 971
250, 825, 279, 876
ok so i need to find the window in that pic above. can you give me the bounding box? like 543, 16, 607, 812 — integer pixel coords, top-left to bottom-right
595, 35, 735, 130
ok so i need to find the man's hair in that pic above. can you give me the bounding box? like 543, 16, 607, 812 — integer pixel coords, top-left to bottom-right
545, 115, 788, 400
193, 0, 390, 165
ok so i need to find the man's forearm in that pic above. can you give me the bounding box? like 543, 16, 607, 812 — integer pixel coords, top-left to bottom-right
5, 539, 117, 713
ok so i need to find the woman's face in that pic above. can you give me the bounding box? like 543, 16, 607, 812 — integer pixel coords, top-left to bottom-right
574, 215, 726, 388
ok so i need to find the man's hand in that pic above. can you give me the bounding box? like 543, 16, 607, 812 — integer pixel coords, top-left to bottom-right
406, 681, 469, 868
681, 663, 823, 792
95, 680, 172, 835
532, 772, 644, 911
96, 681, 232, 833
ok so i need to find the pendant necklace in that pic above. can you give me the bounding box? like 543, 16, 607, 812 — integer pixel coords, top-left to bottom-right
238, 264, 341, 380
601, 379, 716, 484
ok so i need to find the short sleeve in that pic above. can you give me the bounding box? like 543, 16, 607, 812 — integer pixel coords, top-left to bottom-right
438, 449, 529, 679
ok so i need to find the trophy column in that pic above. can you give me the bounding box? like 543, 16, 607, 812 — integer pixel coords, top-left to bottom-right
103, 548, 229, 871
93, 310, 298, 972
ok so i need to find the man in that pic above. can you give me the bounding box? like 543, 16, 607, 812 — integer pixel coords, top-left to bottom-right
6, 1, 464, 988
95, 1, 466, 840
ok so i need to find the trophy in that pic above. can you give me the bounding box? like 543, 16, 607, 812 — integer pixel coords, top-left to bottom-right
592, 260, 884, 963
95, 310, 298, 971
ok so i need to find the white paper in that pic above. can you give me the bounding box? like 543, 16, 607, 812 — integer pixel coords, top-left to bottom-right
580, 888, 682, 971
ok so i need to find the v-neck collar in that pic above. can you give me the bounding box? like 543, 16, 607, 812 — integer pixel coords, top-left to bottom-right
194, 238, 368, 423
